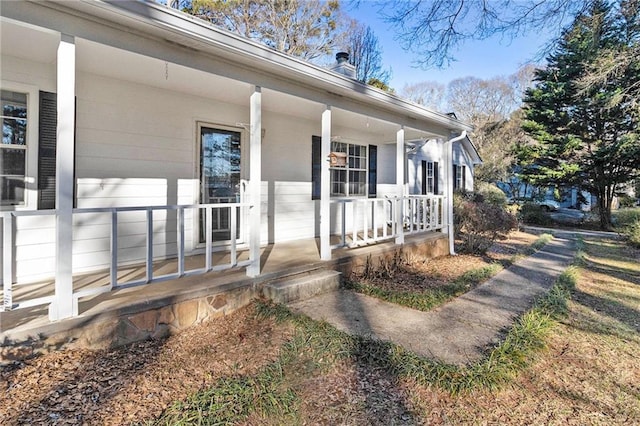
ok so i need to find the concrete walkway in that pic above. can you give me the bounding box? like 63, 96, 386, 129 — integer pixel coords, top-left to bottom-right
289, 234, 577, 366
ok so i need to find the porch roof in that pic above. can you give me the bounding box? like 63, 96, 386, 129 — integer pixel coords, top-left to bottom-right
1, 0, 473, 136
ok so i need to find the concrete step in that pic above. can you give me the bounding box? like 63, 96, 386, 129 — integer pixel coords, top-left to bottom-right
262, 269, 341, 304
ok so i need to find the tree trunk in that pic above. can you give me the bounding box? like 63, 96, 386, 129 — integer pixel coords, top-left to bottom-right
597, 186, 613, 231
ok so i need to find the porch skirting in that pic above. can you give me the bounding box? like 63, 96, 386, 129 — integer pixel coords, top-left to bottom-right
1, 233, 448, 365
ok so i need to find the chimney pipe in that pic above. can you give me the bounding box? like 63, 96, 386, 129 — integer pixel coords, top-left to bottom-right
331, 52, 356, 79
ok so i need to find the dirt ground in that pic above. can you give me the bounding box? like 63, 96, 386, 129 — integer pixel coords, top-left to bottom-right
0, 232, 584, 425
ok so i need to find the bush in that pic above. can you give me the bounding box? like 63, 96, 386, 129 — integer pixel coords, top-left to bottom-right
476, 182, 508, 207
623, 220, 640, 247
612, 207, 640, 227
614, 208, 640, 247
454, 192, 518, 254
518, 202, 553, 226
618, 195, 637, 209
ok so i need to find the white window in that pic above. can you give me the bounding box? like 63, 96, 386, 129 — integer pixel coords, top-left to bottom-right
1, 90, 28, 206
453, 164, 466, 191
330, 141, 367, 196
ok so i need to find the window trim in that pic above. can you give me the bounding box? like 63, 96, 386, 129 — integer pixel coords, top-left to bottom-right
453, 164, 466, 191
1, 81, 39, 210
329, 141, 369, 197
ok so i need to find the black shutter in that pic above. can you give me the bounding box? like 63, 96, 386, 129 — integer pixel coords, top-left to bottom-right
434, 161, 439, 194
462, 165, 467, 191
311, 135, 321, 200
368, 145, 377, 198
38, 91, 57, 209
421, 160, 427, 194
452, 164, 458, 190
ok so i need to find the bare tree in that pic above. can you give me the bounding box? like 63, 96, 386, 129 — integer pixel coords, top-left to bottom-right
188, 0, 342, 61
447, 76, 516, 126
399, 81, 446, 110
383, 0, 591, 67
343, 20, 391, 84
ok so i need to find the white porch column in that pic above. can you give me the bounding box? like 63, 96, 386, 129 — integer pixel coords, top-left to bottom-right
395, 127, 405, 245
50, 34, 77, 320
320, 106, 331, 260
247, 86, 262, 277
445, 131, 467, 255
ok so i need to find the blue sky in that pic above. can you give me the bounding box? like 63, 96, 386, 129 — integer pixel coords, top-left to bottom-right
347, 2, 552, 89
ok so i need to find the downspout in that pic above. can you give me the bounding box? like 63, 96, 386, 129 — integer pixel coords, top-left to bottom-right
445, 131, 467, 256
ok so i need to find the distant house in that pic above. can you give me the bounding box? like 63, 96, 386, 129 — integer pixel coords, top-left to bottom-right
0, 1, 472, 322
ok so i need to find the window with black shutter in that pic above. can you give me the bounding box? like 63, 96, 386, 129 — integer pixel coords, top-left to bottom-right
38, 91, 57, 209
311, 135, 321, 200
368, 145, 377, 198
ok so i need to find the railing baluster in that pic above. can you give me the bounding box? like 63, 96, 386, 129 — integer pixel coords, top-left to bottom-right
3, 214, 14, 311
110, 210, 118, 289
230, 205, 237, 266
362, 201, 368, 243
341, 201, 346, 246
177, 207, 185, 276
372, 200, 378, 240
352, 202, 358, 246
206, 207, 212, 271
146, 209, 153, 283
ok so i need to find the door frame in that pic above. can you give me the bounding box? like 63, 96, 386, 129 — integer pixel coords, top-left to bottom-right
195, 121, 248, 249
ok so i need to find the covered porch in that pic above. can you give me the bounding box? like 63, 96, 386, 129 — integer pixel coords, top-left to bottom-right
1, 1, 470, 324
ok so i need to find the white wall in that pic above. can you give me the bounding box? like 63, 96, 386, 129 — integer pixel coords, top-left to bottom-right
408, 139, 445, 195
452, 141, 475, 192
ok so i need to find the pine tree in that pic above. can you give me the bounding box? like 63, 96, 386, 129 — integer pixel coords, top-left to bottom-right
521, 0, 640, 230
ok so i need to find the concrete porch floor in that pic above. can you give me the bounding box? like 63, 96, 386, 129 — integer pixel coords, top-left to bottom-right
0, 232, 448, 352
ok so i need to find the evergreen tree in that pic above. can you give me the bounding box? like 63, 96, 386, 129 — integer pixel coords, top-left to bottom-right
521, 0, 640, 230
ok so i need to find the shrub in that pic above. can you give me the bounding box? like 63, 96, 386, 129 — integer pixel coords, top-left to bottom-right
618, 195, 637, 209
612, 207, 640, 227
623, 220, 640, 247
518, 202, 553, 226
476, 182, 508, 207
454, 192, 518, 254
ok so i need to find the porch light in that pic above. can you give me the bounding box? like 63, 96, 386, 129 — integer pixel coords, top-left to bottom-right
328, 151, 347, 167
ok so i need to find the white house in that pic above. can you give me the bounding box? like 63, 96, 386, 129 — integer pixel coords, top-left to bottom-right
0, 1, 472, 322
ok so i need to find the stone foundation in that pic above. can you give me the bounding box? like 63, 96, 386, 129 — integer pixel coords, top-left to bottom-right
1, 286, 256, 364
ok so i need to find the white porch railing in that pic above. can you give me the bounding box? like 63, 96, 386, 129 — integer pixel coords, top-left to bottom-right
403, 195, 445, 235
1, 202, 250, 313
332, 195, 445, 248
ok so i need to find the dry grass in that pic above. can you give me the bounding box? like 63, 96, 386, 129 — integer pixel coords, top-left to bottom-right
1, 232, 638, 425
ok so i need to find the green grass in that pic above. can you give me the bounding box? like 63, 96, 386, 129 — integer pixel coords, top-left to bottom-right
382, 267, 578, 395
526, 233, 553, 254
344, 262, 503, 312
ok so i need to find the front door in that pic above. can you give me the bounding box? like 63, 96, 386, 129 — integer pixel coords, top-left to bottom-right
199, 125, 242, 243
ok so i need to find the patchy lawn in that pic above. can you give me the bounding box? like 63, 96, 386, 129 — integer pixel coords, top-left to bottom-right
1, 231, 638, 425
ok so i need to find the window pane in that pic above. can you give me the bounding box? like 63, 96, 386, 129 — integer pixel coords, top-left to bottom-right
331, 169, 346, 195
0, 148, 26, 205
2, 117, 27, 145
349, 170, 366, 195
1, 90, 27, 118
331, 141, 346, 153
1, 147, 26, 175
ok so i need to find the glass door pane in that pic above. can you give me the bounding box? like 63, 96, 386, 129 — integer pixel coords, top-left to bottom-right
200, 126, 241, 243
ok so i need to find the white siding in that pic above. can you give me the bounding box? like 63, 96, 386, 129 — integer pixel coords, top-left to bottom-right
2, 50, 406, 284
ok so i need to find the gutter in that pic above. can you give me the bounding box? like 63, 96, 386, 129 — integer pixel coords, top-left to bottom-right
445, 131, 468, 255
